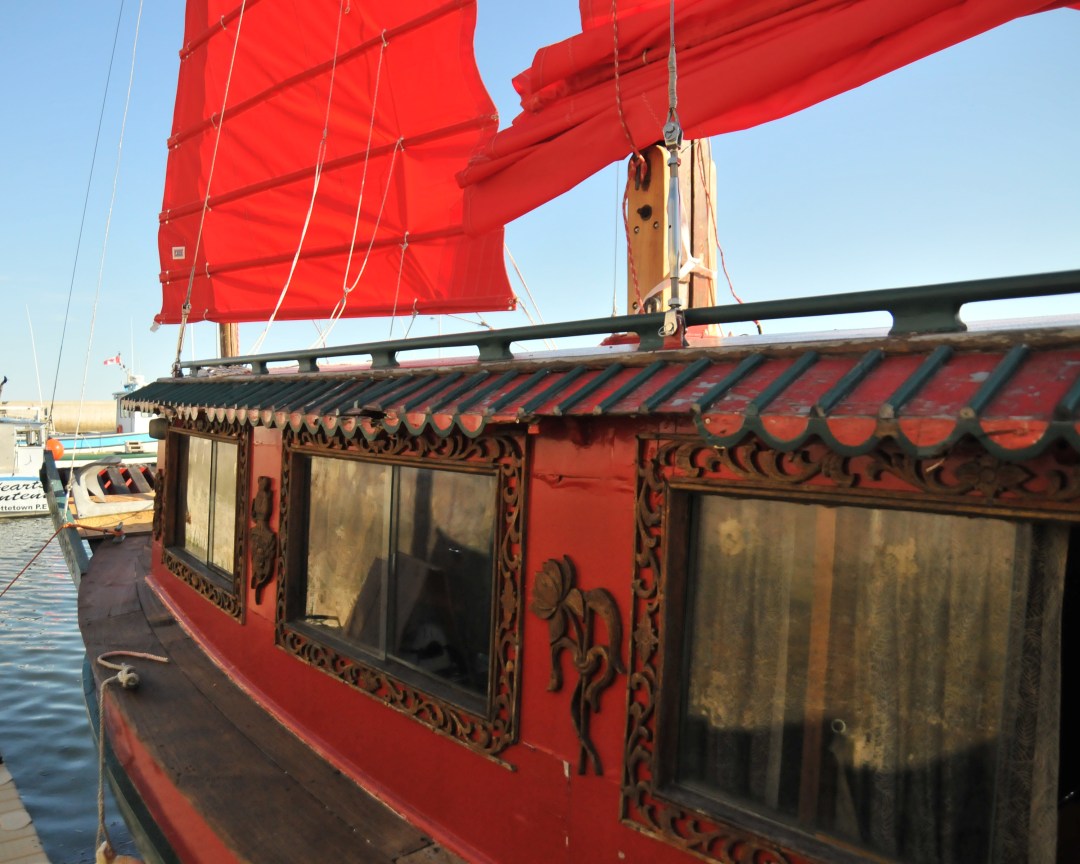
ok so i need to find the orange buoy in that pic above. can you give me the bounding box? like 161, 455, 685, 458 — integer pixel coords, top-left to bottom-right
45, 438, 64, 460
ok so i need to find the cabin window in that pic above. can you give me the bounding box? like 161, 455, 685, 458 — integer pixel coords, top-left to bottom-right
294, 455, 496, 704
670, 493, 1065, 864
277, 427, 525, 757
175, 434, 237, 572
162, 423, 248, 620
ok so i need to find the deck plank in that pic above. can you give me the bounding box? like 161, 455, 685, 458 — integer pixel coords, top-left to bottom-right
79, 537, 446, 864
0, 762, 49, 864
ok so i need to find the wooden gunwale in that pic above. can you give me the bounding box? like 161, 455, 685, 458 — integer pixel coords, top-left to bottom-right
78, 536, 460, 864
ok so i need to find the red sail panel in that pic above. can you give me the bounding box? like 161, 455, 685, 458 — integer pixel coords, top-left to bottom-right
157, 0, 513, 325
462, 0, 1074, 233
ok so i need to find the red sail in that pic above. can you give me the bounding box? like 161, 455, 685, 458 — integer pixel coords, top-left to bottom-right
157, 0, 513, 325
462, 0, 1075, 234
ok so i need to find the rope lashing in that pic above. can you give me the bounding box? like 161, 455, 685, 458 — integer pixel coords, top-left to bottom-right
660, 0, 685, 341
94, 651, 168, 862
611, 0, 642, 164
0, 520, 129, 602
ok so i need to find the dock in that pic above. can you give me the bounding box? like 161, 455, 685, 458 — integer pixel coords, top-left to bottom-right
0, 756, 49, 864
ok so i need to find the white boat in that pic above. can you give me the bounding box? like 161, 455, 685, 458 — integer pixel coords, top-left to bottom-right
65, 455, 156, 540
54, 375, 159, 467
0, 415, 50, 517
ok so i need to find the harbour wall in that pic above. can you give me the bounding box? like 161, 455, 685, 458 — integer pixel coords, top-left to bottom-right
0, 401, 115, 433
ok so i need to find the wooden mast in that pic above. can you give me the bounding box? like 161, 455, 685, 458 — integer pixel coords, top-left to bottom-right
625, 139, 718, 317
219, 323, 239, 358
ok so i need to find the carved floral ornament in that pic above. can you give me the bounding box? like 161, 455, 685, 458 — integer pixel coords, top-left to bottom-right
620, 434, 1080, 864
530, 556, 625, 776
249, 475, 276, 605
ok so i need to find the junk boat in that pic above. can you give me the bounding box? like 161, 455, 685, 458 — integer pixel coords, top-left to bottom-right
75, 2, 1078, 863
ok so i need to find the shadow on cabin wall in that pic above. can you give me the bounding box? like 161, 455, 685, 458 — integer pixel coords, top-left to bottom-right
676, 716, 1075, 864
676, 521, 1080, 864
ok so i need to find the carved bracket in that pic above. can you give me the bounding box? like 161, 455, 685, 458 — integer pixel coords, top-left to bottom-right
249, 475, 277, 605
151, 466, 165, 541
530, 556, 625, 775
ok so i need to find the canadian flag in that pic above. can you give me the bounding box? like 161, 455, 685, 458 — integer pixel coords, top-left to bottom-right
103, 354, 122, 367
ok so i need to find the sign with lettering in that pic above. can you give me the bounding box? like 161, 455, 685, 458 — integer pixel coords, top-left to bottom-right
0, 479, 49, 516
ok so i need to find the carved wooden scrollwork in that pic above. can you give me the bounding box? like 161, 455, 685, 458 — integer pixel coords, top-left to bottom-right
160, 415, 250, 622
275, 425, 526, 759
151, 466, 165, 541
530, 556, 624, 775
249, 475, 276, 605
621, 433, 1080, 864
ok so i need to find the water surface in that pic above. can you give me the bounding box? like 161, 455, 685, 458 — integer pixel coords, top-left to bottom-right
0, 516, 134, 863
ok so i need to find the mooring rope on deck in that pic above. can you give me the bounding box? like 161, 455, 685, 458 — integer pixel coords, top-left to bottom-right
94, 651, 168, 864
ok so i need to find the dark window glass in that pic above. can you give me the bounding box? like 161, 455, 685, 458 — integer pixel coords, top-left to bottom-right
177, 435, 237, 572
298, 455, 496, 701
677, 495, 1062, 864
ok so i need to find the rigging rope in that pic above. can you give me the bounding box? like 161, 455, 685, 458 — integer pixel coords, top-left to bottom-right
387, 233, 410, 339
248, 0, 350, 355
666, 0, 679, 126
622, 165, 646, 312
0, 525, 65, 601
0, 520, 125, 603
49, 2, 126, 421
504, 243, 557, 350
317, 136, 404, 346
66, 0, 145, 497
695, 143, 762, 334
611, 0, 648, 312
660, 0, 685, 339
610, 0, 641, 163
611, 166, 620, 316
172, 0, 249, 376
311, 32, 394, 350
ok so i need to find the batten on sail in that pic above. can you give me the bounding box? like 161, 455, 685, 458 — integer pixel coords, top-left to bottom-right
156, 0, 513, 326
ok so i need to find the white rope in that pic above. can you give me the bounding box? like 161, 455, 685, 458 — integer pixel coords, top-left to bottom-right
504, 243, 557, 350
26, 307, 44, 406
339, 34, 390, 293
661, 0, 684, 328
444, 313, 493, 329
611, 0, 640, 158
387, 233, 410, 339
667, 0, 678, 122
611, 166, 620, 316
94, 650, 168, 860
66, 0, 144, 497
402, 301, 420, 339
247, 0, 350, 355
309, 33, 392, 350
49, 2, 124, 419
315, 136, 404, 346
172, 0, 249, 375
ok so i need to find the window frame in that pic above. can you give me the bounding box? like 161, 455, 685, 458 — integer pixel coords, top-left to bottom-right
160, 417, 249, 621
622, 433, 1075, 864
275, 426, 526, 760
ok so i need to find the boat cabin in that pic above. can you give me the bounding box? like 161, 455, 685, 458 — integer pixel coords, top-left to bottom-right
1, 415, 50, 517
117, 276, 1079, 864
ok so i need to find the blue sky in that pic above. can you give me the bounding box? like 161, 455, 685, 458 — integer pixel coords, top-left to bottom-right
1, 2, 1078, 403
